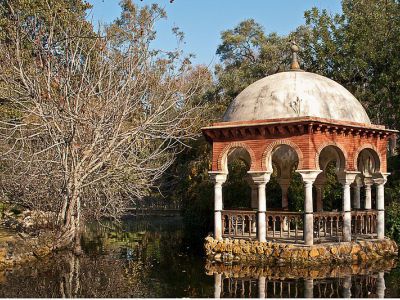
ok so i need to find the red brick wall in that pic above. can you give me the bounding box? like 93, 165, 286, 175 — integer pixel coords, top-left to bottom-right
212, 131, 388, 173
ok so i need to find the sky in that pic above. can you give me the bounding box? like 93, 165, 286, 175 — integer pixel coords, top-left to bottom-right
86, 0, 342, 66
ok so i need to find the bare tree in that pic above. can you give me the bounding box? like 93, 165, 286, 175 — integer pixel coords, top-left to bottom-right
0, 1, 212, 248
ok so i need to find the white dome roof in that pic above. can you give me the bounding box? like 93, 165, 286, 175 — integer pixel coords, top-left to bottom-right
223, 71, 371, 124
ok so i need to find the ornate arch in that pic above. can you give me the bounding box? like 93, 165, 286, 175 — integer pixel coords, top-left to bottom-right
353, 144, 382, 173
315, 142, 348, 170
261, 139, 303, 171
217, 142, 256, 172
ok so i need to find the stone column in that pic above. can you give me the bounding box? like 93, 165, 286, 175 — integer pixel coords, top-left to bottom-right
278, 178, 290, 210
251, 184, 258, 209
214, 273, 222, 298
246, 176, 258, 233
315, 184, 323, 212
304, 279, 314, 298
258, 276, 266, 298
374, 173, 389, 240
338, 171, 359, 242
342, 275, 352, 298
376, 272, 386, 298
297, 170, 321, 246
314, 174, 326, 212
251, 184, 258, 233
278, 178, 290, 231
249, 172, 271, 243
210, 172, 227, 241
364, 177, 373, 209
352, 178, 362, 209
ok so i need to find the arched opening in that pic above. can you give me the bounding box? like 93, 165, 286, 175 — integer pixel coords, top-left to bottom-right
357, 148, 381, 209
222, 147, 252, 209
316, 145, 347, 211
357, 148, 380, 177
266, 144, 301, 210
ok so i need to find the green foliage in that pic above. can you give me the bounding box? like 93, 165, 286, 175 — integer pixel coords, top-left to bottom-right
303, 0, 400, 129
265, 174, 282, 209
386, 201, 400, 243
322, 162, 342, 211
223, 160, 250, 209
287, 173, 304, 212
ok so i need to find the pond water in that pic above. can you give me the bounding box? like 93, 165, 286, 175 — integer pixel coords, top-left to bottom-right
0, 216, 399, 298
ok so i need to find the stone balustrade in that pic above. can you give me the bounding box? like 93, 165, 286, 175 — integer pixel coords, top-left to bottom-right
221, 209, 378, 243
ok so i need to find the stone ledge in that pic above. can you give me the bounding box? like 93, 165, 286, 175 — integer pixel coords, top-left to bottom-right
204, 236, 398, 265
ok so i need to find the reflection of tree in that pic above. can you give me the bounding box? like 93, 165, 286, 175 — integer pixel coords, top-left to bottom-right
0, 217, 214, 297
60, 253, 80, 298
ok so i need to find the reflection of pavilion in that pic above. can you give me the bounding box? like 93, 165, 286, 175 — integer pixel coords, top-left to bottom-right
214, 273, 384, 298
202, 44, 398, 247
208, 260, 395, 298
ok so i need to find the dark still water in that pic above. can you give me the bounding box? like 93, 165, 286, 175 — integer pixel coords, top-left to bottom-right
0, 216, 399, 298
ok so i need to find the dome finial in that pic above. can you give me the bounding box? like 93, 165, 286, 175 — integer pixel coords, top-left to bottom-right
290, 40, 301, 71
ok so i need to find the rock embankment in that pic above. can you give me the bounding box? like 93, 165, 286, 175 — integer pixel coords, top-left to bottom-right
0, 229, 55, 270
204, 236, 398, 265
0, 209, 59, 270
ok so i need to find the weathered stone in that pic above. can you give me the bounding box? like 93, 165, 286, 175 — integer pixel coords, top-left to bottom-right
233, 245, 242, 255
280, 249, 292, 259
351, 244, 362, 255
203, 236, 398, 265
330, 246, 338, 255
318, 247, 327, 257
309, 247, 319, 258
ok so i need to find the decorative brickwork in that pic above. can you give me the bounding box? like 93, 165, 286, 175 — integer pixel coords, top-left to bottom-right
217, 142, 257, 172
353, 144, 383, 173
261, 139, 304, 171
314, 142, 348, 170
205, 118, 392, 173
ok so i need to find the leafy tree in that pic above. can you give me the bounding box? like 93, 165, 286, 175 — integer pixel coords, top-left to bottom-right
303, 0, 400, 129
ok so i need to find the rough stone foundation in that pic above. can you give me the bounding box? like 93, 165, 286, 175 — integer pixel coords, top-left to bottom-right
204, 236, 398, 265
205, 258, 397, 279
0, 230, 56, 270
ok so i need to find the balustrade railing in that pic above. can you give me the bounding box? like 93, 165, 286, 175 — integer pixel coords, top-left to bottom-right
266, 211, 303, 242
351, 210, 377, 236
222, 210, 256, 238
313, 211, 344, 241
221, 209, 378, 242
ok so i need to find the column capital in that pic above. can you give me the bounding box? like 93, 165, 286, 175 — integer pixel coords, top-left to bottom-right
351, 175, 363, 188
209, 172, 227, 184
337, 171, 360, 185
296, 169, 322, 184
373, 172, 390, 185
363, 176, 374, 187
248, 171, 271, 185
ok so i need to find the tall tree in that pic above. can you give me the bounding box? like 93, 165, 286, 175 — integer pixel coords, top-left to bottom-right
0, 0, 211, 248
303, 0, 400, 129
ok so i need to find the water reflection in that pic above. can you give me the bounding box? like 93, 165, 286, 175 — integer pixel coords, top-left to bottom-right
0, 216, 398, 298
208, 260, 395, 298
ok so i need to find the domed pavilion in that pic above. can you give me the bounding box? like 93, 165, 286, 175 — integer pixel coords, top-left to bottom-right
202, 44, 398, 247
